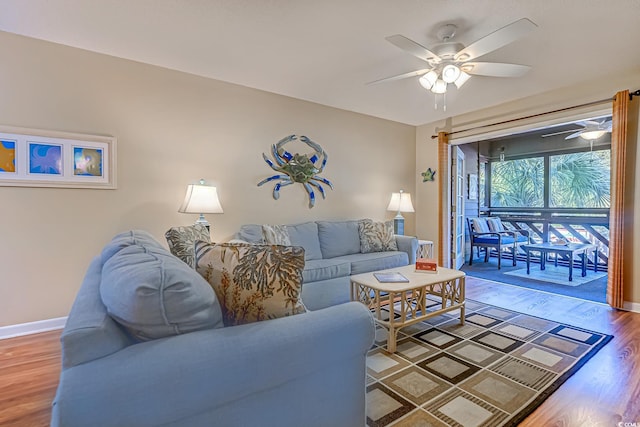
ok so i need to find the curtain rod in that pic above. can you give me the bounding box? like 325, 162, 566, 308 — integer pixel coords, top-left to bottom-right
429, 92, 634, 140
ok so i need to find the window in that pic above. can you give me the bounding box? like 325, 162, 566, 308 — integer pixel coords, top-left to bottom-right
550, 150, 611, 208
490, 157, 544, 207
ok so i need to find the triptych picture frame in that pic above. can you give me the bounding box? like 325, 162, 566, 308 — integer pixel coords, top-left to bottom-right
0, 125, 116, 189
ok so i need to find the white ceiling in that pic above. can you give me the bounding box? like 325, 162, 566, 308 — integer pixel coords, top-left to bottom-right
1, 0, 639, 126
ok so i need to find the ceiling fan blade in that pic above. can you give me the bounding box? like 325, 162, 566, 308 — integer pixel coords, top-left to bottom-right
578, 120, 601, 127
541, 129, 582, 138
588, 120, 613, 132
366, 68, 431, 85
454, 18, 537, 62
565, 131, 584, 140
385, 35, 441, 63
463, 62, 531, 77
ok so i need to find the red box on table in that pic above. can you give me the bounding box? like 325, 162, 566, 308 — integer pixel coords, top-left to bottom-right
416, 258, 438, 273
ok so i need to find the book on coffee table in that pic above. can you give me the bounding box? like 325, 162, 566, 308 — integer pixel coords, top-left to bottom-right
373, 272, 409, 283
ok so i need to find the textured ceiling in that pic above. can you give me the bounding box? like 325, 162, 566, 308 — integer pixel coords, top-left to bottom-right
1, 0, 639, 125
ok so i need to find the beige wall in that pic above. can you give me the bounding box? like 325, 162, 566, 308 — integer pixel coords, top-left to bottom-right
416, 75, 640, 306
0, 32, 416, 326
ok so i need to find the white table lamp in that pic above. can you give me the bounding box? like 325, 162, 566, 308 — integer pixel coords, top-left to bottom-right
387, 190, 414, 235
178, 179, 223, 228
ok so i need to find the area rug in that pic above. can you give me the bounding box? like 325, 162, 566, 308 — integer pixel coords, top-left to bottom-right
365, 297, 613, 426
460, 260, 607, 303
504, 265, 607, 287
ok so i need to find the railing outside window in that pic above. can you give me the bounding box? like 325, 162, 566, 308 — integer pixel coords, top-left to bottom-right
482, 209, 609, 269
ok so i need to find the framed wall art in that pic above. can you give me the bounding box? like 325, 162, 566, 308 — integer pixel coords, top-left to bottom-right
0, 125, 116, 189
467, 173, 478, 200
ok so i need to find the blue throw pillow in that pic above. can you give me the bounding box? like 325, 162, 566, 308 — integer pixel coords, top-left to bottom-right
101, 243, 224, 341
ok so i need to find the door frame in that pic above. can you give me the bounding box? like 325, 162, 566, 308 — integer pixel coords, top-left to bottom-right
451, 146, 465, 268
437, 106, 612, 271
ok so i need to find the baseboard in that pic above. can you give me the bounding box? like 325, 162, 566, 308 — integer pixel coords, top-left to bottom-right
623, 301, 640, 313
0, 316, 67, 340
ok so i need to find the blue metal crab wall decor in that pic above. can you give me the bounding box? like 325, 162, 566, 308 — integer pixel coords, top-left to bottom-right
257, 135, 333, 208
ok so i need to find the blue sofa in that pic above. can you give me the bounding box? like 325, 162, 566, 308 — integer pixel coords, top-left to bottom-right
51, 230, 375, 427
236, 220, 419, 310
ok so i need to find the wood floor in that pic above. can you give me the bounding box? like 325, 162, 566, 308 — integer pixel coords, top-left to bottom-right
0, 330, 61, 427
1, 277, 639, 426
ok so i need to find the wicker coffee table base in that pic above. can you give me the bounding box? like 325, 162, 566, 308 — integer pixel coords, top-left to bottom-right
351, 272, 465, 353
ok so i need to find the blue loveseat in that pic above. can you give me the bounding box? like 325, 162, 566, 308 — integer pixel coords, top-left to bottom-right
236, 219, 420, 310
51, 230, 375, 427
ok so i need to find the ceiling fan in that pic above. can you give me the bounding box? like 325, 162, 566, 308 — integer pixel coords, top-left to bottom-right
369, 18, 538, 106
542, 118, 613, 140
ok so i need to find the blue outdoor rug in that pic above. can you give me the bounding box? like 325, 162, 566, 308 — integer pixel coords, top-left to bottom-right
505, 265, 607, 287
460, 259, 607, 303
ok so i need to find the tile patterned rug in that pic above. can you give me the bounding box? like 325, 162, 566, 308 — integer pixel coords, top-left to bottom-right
365, 298, 612, 426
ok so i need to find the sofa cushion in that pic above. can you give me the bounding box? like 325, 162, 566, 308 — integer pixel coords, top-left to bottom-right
302, 258, 351, 283
100, 244, 224, 341
164, 224, 211, 268
358, 219, 398, 253
317, 220, 361, 258
251, 222, 323, 262
236, 224, 265, 244
486, 217, 506, 232
470, 217, 490, 233
287, 222, 323, 261
100, 229, 165, 264
475, 235, 528, 244
340, 251, 409, 275
195, 242, 306, 326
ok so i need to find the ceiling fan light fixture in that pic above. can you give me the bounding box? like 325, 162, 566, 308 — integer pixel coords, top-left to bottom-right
431, 79, 447, 94
442, 64, 461, 83
419, 70, 438, 89
454, 71, 471, 88
381, 18, 538, 111
580, 130, 606, 140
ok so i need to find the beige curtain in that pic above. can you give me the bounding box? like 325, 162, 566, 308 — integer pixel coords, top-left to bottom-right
437, 131, 449, 266
606, 90, 629, 309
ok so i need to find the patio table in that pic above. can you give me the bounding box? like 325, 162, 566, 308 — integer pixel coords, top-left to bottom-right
521, 242, 598, 282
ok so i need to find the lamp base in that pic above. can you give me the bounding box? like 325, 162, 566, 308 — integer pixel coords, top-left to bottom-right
194, 214, 210, 230
393, 214, 405, 235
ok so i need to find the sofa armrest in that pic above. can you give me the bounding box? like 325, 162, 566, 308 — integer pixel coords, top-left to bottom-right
60, 257, 134, 369
52, 302, 375, 427
395, 235, 419, 264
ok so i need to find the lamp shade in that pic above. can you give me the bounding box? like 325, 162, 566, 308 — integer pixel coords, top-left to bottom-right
454, 71, 471, 88
442, 64, 461, 83
431, 79, 447, 94
419, 70, 438, 90
179, 181, 224, 214
387, 191, 415, 213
